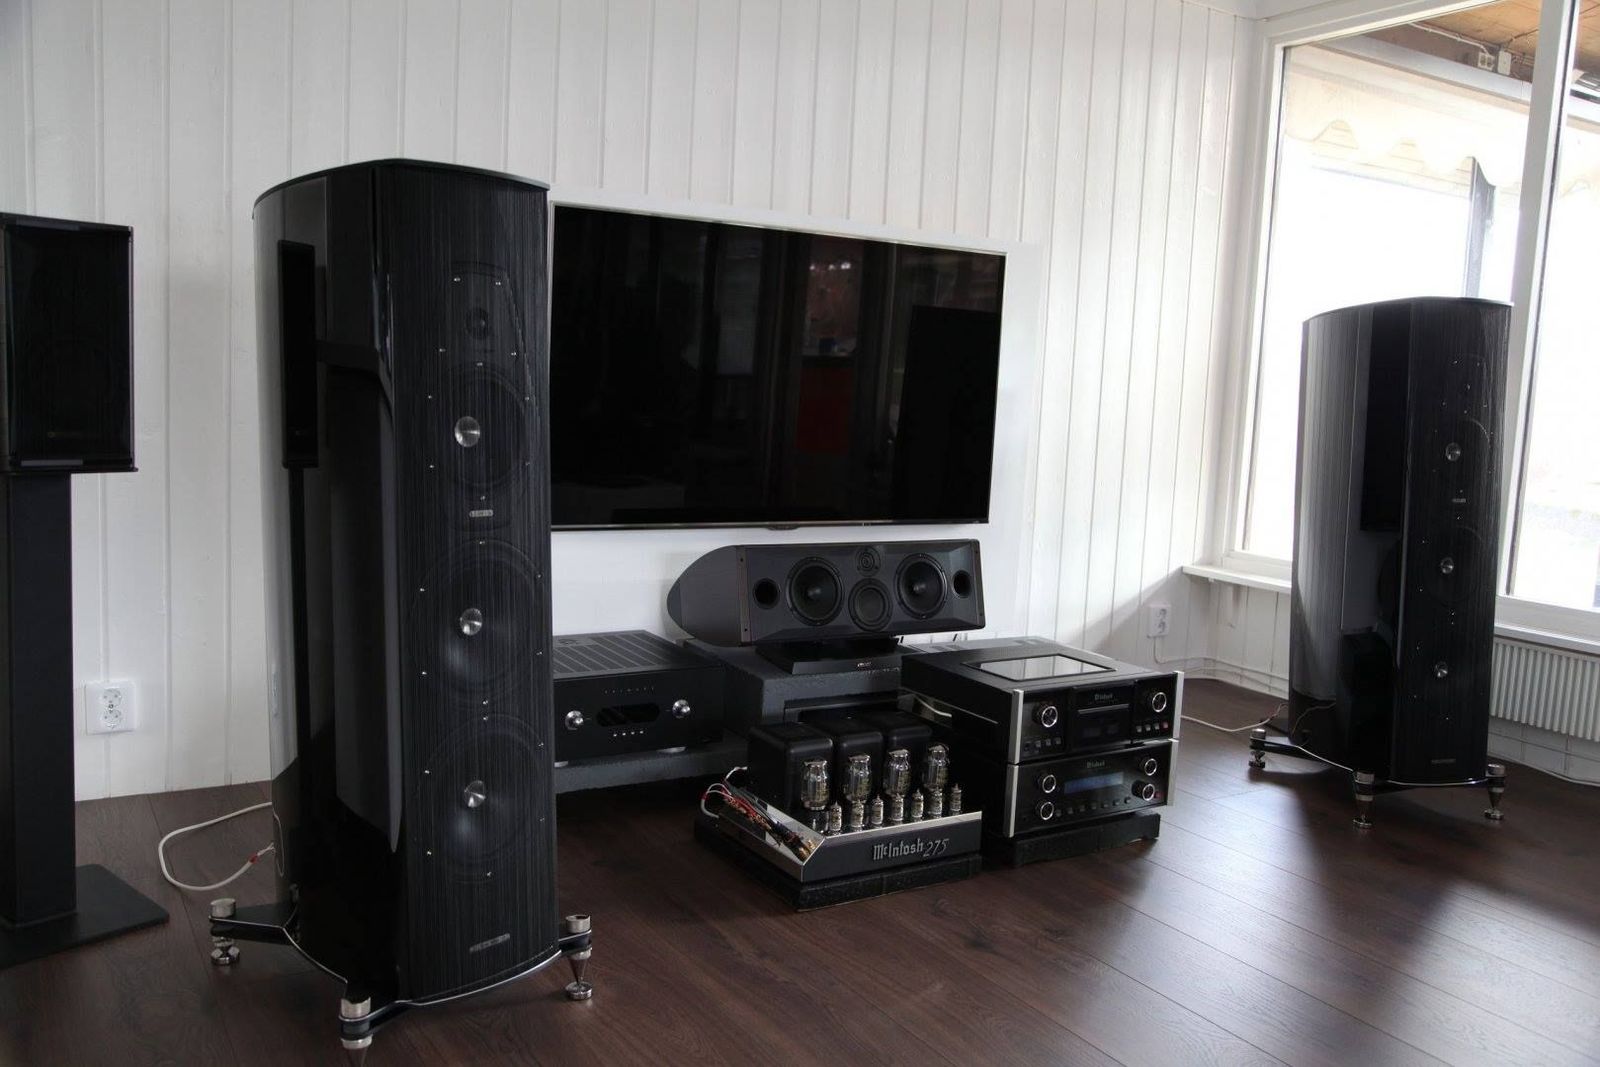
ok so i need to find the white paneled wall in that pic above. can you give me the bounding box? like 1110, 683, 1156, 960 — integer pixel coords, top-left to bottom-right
2, 0, 1260, 799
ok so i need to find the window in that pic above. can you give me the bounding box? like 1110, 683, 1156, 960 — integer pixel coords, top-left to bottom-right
1238, 1, 1600, 637
1243, 16, 1534, 559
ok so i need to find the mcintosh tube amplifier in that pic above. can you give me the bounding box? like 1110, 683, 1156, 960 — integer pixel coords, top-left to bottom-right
903, 638, 1179, 849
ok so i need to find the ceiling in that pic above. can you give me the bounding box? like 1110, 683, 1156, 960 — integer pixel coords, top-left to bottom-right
1426, 1, 1600, 78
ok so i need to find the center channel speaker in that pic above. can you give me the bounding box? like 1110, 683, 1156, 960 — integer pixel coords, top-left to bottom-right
666, 539, 983, 646
254, 161, 561, 1011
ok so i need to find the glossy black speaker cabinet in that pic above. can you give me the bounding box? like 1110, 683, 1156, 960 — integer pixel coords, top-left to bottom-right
666, 539, 984, 646
0, 214, 134, 473
1289, 297, 1509, 783
253, 161, 561, 1014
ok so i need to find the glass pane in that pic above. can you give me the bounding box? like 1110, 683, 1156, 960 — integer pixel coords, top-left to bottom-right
1510, 18, 1600, 612
1244, 6, 1536, 559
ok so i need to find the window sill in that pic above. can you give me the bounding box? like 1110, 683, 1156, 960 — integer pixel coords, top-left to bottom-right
1182, 563, 1291, 596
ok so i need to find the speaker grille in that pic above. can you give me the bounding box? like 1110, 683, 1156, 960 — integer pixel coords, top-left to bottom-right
411, 542, 537, 702
417, 717, 540, 880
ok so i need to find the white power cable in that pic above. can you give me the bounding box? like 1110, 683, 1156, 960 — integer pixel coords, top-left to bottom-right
1184, 702, 1287, 734
157, 800, 276, 893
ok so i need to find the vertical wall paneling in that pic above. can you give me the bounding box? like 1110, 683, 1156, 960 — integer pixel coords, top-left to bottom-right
808, 0, 857, 218
882, 0, 930, 229
290, 0, 350, 174
953, 0, 1000, 237
456, 0, 514, 168
401, 0, 460, 161
645, 0, 696, 198
347, 0, 404, 162
689, 0, 740, 203
1024, 0, 1093, 638
845, 0, 892, 222
554, 0, 606, 185
602, 0, 655, 193
917, 0, 965, 232
228, 0, 292, 788
770, 0, 821, 214
505, 0, 560, 182
1106, 0, 1181, 666
9, 0, 1263, 796
166, 0, 231, 790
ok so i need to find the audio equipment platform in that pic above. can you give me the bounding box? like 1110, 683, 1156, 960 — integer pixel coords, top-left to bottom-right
553, 630, 724, 764
694, 766, 982, 909
1253, 296, 1512, 829
902, 638, 1181, 763
983, 809, 1162, 868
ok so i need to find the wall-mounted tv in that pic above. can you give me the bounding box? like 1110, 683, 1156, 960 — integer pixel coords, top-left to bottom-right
549, 205, 1005, 529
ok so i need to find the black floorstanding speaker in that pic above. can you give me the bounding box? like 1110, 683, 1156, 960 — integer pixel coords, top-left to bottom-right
0, 213, 167, 969
1252, 296, 1512, 828
232, 161, 591, 1059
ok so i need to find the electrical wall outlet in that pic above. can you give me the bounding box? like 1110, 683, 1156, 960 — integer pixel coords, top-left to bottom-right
84, 680, 138, 734
1146, 603, 1172, 639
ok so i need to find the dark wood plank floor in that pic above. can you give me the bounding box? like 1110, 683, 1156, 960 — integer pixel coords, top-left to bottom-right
4, 679, 1598, 1066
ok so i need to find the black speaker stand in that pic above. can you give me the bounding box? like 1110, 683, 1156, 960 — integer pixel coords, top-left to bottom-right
0, 475, 168, 969
208, 899, 595, 1064
1247, 728, 1507, 829
755, 637, 904, 675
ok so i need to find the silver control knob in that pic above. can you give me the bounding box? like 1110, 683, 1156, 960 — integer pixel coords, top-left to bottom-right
1132, 780, 1158, 802
671, 698, 691, 719
1148, 690, 1169, 714
1036, 772, 1058, 794
564, 709, 584, 730
1141, 756, 1159, 777
1035, 800, 1057, 821
1035, 704, 1059, 729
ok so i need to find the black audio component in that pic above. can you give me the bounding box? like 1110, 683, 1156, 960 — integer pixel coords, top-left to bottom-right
231, 161, 593, 1057
0, 214, 134, 473
745, 722, 835, 822
552, 630, 724, 763
963, 742, 1173, 839
1252, 297, 1511, 828
807, 718, 885, 807
0, 216, 165, 971
902, 638, 1179, 762
666, 539, 983, 647
985, 810, 1161, 868
855, 710, 934, 785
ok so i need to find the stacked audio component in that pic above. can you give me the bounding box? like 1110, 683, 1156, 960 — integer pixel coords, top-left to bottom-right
1250, 296, 1511, 828
902, 638, 1179, 865
695, 711, 981, 908
0, 213, 169, 969
228, 161, 592, 1060
552, 630, 724, 763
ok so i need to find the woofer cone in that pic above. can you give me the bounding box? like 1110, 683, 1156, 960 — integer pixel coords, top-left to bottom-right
848, 579, 892, 631
417, 716, 539, 880
895, 554, 947, 618
418, 367, 529, 494
787, 558, 842, 625
412, 541, 538, 701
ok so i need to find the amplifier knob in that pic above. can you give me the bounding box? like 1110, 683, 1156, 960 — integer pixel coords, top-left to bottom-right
1036, 772, 1058, 794
671, 698, 692, 719
1035, 800, 1057, 822
1132, 780, 1157, 802
564, 709, 585, 731
1148, 690, 1169, 714
1140, 756, 1159, 777
1035, 704, 1059, 729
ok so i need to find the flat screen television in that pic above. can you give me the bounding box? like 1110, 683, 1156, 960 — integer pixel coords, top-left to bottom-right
549, 205, 1005, 529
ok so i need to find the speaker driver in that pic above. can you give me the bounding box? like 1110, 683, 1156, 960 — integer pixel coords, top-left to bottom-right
1420, 525, 1484, 605
787, 558, 841, 625
848, 579, 891, 631
418, 716, 538, 880
420, 367, 528, 494
413, 542, 537, 700
896, 554, 947, 618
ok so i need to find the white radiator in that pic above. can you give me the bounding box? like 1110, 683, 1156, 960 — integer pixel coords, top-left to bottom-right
1491, 637, 1600, 744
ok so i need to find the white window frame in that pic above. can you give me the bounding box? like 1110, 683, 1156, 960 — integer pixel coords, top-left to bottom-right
1214, 0, 1600, 645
